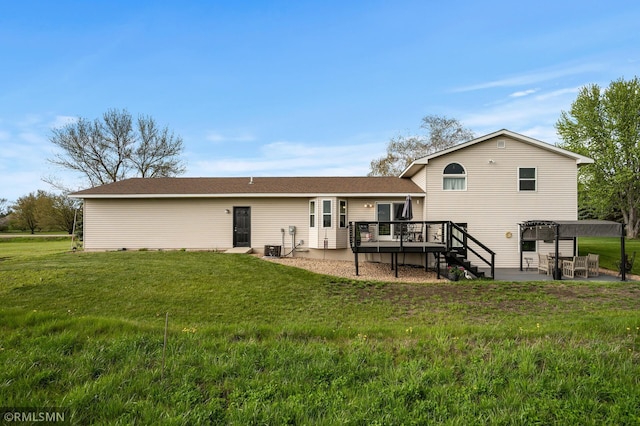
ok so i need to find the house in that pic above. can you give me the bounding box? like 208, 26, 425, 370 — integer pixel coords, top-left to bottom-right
70, 129, 593, 269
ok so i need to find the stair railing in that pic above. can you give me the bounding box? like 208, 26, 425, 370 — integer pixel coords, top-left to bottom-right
447, 222, 496, 279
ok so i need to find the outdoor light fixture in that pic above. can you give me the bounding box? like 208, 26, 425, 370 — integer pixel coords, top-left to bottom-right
224, 209, 230, 214
364, 203, 373, 208
488, 159, 495, 164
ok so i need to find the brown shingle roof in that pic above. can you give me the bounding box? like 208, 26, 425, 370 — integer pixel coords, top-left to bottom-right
70, 177, 423, 198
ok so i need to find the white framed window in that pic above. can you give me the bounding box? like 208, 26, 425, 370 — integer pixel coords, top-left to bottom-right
518, 167, 536, 191
339, 200, 347, 228
309, 201, 316, 228
322, 199, 332, 228
443, 163, 466, 190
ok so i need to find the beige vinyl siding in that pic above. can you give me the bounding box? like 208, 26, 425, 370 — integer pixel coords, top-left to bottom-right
84, 197, 310, 252
83, 195, 425, 257
84, 198, 226, 251
305, 196, 425, 252
410, 167, 427, 191
249, 198, 309, 253
426, 136, 578, 268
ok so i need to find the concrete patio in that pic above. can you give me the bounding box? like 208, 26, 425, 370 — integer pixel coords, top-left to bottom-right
478, 268, 633, 282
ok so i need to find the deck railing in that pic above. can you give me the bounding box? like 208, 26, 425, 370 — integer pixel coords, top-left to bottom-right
350, 220, 447, 249
349, 220, 496, 278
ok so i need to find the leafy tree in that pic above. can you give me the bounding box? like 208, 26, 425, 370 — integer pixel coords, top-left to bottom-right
369, 115, 475, 176
10, 191, 80, 234
556, 77, 640, 238
48, 108, 186, 189
12, 192, 39, 234
37, 192, 80, 234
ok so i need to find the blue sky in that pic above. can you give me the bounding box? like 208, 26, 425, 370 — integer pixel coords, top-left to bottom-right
1, 0, 639, 202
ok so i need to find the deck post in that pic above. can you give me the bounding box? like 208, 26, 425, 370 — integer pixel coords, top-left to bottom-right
395, 253, 399, 278
554, 224, 561, 280
354, 251, 359, 276
491, 253, 495, 279
519, 224, 523, 271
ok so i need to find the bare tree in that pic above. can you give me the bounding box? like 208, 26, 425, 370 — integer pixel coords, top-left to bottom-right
0, 198, 8, 217
369, 115, 475, 176
132, 114, 186, 178
48, 108, 185, 188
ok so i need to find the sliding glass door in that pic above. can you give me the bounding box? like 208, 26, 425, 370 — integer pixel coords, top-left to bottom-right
376, 202, 405, 240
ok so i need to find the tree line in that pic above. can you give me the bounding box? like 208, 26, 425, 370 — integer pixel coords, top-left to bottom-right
1, 191, 79, 234
3, 78, 640, 237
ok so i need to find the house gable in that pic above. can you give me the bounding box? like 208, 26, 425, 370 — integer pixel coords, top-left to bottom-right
400, 129, 593, 180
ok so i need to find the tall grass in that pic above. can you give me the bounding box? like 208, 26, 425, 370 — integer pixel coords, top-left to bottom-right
1, 240, 639, 424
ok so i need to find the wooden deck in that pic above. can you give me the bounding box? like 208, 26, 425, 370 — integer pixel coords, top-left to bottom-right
354, 240, 447, 253
352, 242, 447, 278
350, 220, 496, 279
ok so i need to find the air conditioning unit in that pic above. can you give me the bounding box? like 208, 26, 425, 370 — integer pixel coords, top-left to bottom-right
264, 245, 282, 257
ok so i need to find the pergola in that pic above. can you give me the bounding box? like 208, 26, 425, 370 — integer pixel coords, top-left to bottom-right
519, 220, 627, 280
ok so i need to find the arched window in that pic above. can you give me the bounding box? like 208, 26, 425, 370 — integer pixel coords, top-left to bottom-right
443, 163, 466, 190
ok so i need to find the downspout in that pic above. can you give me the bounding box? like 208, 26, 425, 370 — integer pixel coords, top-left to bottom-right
519, 223, 523, 272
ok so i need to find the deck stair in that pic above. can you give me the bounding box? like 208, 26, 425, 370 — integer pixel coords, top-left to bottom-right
349, 220, 495, 279
445, 249, 485, 278
444, 222, 495, 279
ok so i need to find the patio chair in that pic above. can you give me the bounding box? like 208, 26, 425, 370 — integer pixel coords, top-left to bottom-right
537, 253, 551, 275
562, 256, 588, 279
407, 222, 424, 242
587, 253, 600, 277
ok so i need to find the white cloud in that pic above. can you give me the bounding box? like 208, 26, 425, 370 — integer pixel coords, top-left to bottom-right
518, 126, 561, 145
50, 115, 78, 129
453, 63, 602, 93
534, 87, 581, 101
0, 170, 48, 202
510, 88, 538, 98
206, 132, 256, 143
460, 86, 581, 144
188, 139, 385, 177
18, 132, 48, 145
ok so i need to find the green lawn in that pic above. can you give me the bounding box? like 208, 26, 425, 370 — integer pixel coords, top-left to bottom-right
578, 236, 640, 275
1, 240, 639, 424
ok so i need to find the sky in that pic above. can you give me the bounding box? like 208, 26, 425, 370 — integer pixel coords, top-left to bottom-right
1, 0, 639, 202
